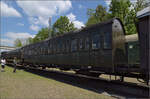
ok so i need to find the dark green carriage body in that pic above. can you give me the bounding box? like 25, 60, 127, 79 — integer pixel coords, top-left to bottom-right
125, 34, 140, 65
22, 18, 126, 73
137, 7, 150, 80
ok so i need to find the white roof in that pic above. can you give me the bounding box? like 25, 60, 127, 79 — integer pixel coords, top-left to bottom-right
137, 6, 150, 18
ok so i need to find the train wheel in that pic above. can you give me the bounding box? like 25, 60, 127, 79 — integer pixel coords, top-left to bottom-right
76, 70, 100, 77
42, 66, 46, 70
88, 73, 101, 77
120, 76, 124, 82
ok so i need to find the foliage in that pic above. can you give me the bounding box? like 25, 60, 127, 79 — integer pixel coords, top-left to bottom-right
109, 0, 131, 23
134, 0, 148, 12
109, 0, 132, 34
109, 0, 146, 35
86, 5, 111, 26
16, 0, 148, 46
86, 0, 147, 35
14, 39, 22, 47
52, 16, 77, 36
32, 27, 49, 43
24, 16, 77, 45
25, 37, 34, 45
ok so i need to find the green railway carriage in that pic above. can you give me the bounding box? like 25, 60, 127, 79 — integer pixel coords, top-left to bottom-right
137, 6, 150, 82
1, 17, 148, 82
1, 48, 21, 64
21, 18, 127, 74
1, 51, 7, 59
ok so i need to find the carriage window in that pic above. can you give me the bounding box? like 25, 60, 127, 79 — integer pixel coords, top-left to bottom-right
54, 42, 57, 53
40, 48, 42, 55
48, 48, 51, 54
48, 42, 52, 54
57, 42, 59, 52
45, 48, 47, 55
66, 40, 70, 52
71, 39, 77, 52
44, 48, 46, 55
92, 34, 100, 49
37, 48, 39, 55
57, 41, 63, 53
62, 42, 65, 52
104, 32, 111, 49
79, 39, 84, 49
43, 48, 45, 55
85, 37, 89, 49
40, 48, 43, 55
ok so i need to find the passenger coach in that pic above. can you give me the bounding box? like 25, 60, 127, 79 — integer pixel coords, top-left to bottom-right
21, 18, 127, 75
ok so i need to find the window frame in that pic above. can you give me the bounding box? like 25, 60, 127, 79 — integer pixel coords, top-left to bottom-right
84, 37, 90, 50
66, 39, 70, 53
91, 34, 101, 50
79, 38, 84, 50
71, 39, 78, 52
48, 40, 52, 54
62, 40, 66, 53
103, 32, 112, 49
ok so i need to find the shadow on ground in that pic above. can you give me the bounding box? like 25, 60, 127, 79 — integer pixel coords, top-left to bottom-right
7, 65, 140, 98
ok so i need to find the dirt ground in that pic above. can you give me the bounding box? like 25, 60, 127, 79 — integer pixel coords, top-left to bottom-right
0, 66, 115, 99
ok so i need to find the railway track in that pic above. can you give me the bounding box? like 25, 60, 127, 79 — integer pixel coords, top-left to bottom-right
8, 65, 149, 98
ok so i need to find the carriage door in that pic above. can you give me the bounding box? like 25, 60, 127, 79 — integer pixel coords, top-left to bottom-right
90, 30, 102, 67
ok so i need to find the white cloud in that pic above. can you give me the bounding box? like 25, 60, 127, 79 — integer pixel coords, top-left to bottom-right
73, 21, 85, 29
16, 0, 72, 27
30, 24, 40, 31
67, 13, 76, 21
1, 1, 21, 17
130, 0, 137, 4
1, 38, 13, 46
17, 0, 72, 17
130, 0, 138, 10
17, 23, 24, 26
67, 13, 85, 29
5, 32, 34, 39
1, 32, 35, 46
104, 0, 111, 7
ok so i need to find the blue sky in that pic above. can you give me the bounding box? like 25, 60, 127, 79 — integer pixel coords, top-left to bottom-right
0, 0, 137, 47
0, 0, 110, 47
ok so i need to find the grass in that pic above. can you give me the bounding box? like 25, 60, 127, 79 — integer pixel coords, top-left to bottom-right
0, 65, 115, 99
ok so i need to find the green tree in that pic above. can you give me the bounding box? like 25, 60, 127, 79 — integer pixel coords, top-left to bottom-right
25, 37, 34, 45
52, 16, 76, 36
14, 39, 22, 47
109, 0, 131, 23
86, 5, 111, 26
32, 27, 49, 43
134, 0, 147, 12
109, 0, 131, 34
109, 0, 146, 35
25, 16, 77, 44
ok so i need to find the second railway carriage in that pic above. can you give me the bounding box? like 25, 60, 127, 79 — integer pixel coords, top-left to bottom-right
1, 51, 8, 59
137, 6, 150, 82
1, 48, 21, 64
21, 18, 129, 75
